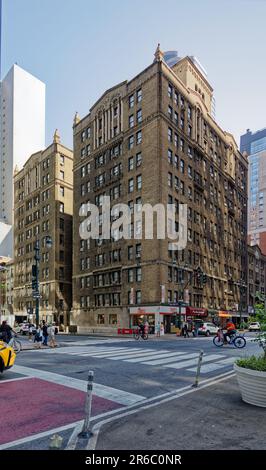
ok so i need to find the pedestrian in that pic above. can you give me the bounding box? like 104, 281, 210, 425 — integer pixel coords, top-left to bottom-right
34, 325, 43, 349
183, 322, 189, 338
48, 323, 57, 348
160, 323, 165, 336
144, 320, 149, 336
42, 320, 49, 346
155, 321, 161, 338
28, 324, 34, 342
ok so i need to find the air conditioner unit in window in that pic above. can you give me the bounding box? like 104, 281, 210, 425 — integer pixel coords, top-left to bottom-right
136, 254, 141, 259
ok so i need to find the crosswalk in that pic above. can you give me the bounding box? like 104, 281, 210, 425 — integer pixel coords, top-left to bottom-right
46, 345, 238, 375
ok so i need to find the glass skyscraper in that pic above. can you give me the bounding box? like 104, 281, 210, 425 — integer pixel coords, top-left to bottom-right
241, 128, 266, 254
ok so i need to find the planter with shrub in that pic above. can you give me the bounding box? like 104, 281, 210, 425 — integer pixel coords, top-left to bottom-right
234, 329, 266, 407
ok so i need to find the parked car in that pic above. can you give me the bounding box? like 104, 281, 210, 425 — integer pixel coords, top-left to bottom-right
248, 322, 261, 332
197, 322, 219, 337
0, 340, 16, 373
19, 323, 37, 335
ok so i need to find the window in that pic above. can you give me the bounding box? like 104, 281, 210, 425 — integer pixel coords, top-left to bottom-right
137, 89, 142, 103
168, 83, 173, 98
174, 133, 178, 148
86, 144, 91, 156
188, 125, 192, 138
81, 166, 86, 177
129, 115, 134, 128
188, 166, 193, 179
136, 130, 142, 145
81, 130, 86, 142
136, 244, 142, 257
59, 251, 64, 262
180, 160, 185, 174
136, 109, 142, 124
180, 139, 184, 152
60, 186, 65, 197
87, 127, 91, 139
136, 175, 142, 190
174, 112, 178, 126
136, 152, 142, 167
128, 178, 134, 193
136, 268, 142, 282
136, 291, 142, 304
59, 267, 64, 279
60, 171, 64, 180
128, 157, 134, 171
168, 172, 173, 188
168, 127, 173, 143
97, 314, 105, 325
168, 105, 173, 119
59, 218, 64, 230
188, 106, 192, 120
174, 91, 179, 105
81, 148, 86, 159
109, 314, 117, 325
168, 149, 173, 164
60, 155, 65, 165
128, 135, 134, 149
128, 269, 134, 283
128, 246, 133, 260
129, 94, 134, 108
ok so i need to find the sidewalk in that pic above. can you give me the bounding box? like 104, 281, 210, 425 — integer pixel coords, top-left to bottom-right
95, 376, 266, 450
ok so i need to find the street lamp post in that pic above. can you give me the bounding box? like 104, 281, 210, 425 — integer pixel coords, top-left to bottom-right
32, 237, 52, 327
32, 241, 41, 327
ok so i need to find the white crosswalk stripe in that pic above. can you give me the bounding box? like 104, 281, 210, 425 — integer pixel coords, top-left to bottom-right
164, 354, 224, 370
187, 356, 238, 374
142, 353, 200, 366
46, 345, 238, 374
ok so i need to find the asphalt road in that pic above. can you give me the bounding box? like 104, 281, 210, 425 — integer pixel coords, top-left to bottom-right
0, 332, 264, 450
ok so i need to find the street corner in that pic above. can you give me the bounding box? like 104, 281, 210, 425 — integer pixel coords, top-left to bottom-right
0, 376, 123, 448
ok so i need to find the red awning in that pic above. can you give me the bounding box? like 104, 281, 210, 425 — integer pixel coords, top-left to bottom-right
186, 307, 208, 317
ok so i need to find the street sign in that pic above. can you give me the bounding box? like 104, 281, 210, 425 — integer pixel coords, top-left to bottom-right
32, 292, 42, 299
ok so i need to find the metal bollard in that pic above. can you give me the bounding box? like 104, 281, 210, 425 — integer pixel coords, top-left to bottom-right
192, 350, 204, 388
49, 434, 63, 449
78, 371, 94, 439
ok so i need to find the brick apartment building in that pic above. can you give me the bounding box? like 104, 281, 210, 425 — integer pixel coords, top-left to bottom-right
72, 46, 248, 333
13, 131, 73, 326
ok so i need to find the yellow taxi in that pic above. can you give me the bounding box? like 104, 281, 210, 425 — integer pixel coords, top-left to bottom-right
0, 340, 16, 373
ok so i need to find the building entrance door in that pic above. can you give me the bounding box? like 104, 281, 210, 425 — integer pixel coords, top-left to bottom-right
164, 316, 171, 334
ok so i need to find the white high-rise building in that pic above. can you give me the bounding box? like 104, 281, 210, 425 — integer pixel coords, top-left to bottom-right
0, 64, 46, 255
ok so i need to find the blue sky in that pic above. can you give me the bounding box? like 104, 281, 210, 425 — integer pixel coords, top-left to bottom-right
2, 0, 266, 149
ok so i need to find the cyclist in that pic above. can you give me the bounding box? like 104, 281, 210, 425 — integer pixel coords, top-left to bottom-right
138, 322, 145, 338
224, 319, 237, 344
0, 321, 16, 343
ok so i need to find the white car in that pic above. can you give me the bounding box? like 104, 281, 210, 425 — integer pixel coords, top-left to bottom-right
197, 322, 219, 337
248, 322, 260, 332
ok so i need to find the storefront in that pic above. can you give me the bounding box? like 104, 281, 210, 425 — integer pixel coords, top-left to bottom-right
218, 310, 249, 327
186, 307, 208, 320
129, 305, 186, 334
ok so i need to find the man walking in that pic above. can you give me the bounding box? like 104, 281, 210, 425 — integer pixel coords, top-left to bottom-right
42, 320, 49, 346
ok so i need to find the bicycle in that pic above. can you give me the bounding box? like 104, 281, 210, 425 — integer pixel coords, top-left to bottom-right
8, 335, 22, 354
213, 329, 246, 349
134, 328, 148, 340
